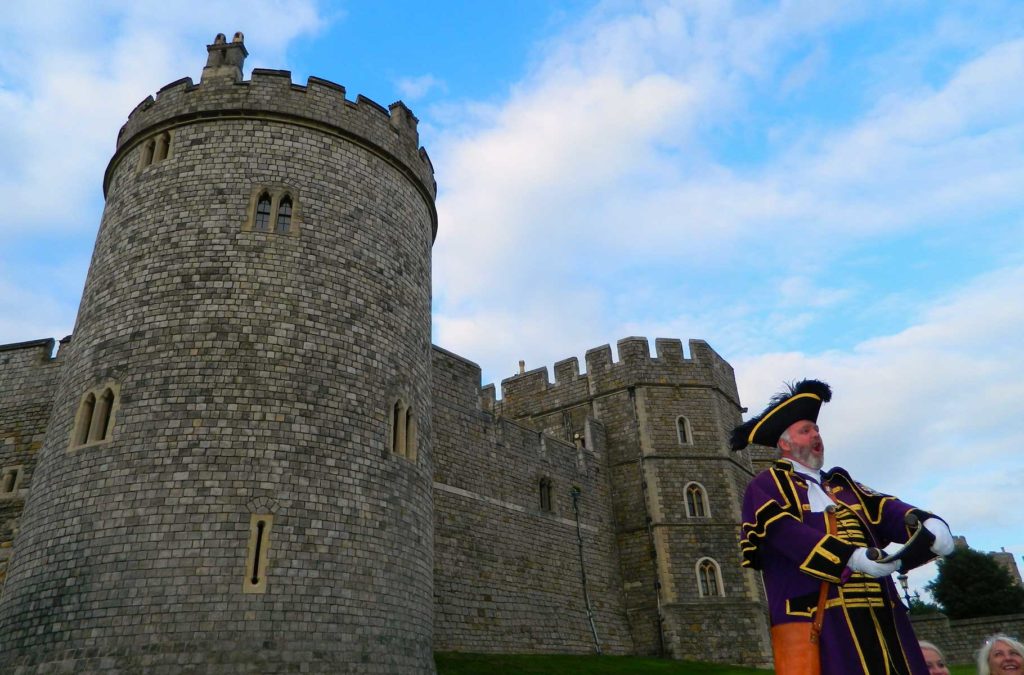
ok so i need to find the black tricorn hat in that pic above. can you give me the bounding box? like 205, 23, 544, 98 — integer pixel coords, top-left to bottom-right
730, 379, 832, 451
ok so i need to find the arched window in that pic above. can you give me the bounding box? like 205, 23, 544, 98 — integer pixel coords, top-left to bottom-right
405, 409, 418, 461
254, 193, 272, 231
70, 382, 120, 450
676, 415, 692, 445
275, 195, 293, 233
390, 399, 416, 461
246, 187, 299, 235
91, 387, 115, 442
140, 140, 155, 168
697, 558, 724, 597
539, 477, 553, 512
685, 482, 709, 518
73, 392, 96, 447
154, 132, 170, 162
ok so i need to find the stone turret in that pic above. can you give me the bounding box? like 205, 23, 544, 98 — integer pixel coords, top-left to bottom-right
0, 34, 437, 674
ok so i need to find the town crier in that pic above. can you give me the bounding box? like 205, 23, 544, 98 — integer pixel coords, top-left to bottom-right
733, 379, 954, 675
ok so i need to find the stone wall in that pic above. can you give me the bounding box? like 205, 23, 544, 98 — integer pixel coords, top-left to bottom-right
0, 34, 779, 671
431, 346, 634, 655
491, 337, 772, 666
0, 35, 437, 674
0, 339, 63, 591
911, 612, 1024, 665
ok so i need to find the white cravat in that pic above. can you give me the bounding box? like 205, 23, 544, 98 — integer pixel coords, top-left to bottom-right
785, 458, 833, 513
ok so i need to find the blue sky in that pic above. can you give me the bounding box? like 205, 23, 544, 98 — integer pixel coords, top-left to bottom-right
2, 1, 1023, 599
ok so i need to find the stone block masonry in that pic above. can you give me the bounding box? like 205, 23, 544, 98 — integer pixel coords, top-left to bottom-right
0, 339, 64, 591
431, 346, 634, 654
912, 612, 1024, 665
0, 34, 435, 674
492, 337, 773, 666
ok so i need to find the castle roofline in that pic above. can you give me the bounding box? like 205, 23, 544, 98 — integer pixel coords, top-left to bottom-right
487, 336, 741, 411
0, 337, 55, 353
106, 34, 437, 238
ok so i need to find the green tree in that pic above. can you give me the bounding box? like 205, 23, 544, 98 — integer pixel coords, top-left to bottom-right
908, 597, 943, 616
927, 547, 1024, 619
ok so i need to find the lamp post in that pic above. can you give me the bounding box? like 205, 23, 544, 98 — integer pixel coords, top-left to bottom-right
897, 572, 919, 608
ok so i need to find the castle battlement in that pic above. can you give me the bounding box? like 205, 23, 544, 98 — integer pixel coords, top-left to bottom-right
0, 338, 64, 383
109, 34, 435, 215
490, 337, 739, 417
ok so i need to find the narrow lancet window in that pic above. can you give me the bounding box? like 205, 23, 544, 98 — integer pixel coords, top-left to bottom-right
154, 132, 170, 162
393, 400, 407, 456
697, 558, 724, 597
246, 187, 299, 235
244, 514, 273, 593
275, 195, 293, 233
140, 140, 155, 168
92, 387, 115, 442
255, 193, 272, 231
390, 399, 416, 460
74, 393, 96, 447
70, 382, 120, 450
539, 478, 553, 512
405, 412, 417, 461
685, 482, 709, 518
676, 416, 691, 445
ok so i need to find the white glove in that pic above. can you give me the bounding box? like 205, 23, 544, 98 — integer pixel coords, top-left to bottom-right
923, 517, 954, 556
847, 548, 899, 578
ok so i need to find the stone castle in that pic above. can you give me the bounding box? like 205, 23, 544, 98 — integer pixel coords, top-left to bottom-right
0, 35, 772, 672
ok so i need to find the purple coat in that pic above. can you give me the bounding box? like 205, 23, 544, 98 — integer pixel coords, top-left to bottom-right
741, 460, 934, 675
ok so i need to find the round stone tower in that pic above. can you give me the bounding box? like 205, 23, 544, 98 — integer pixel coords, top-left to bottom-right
0, 33, 437, 673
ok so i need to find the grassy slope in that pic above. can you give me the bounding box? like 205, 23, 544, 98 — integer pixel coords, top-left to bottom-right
437, 653, 767, 674
435, 653, 976, 674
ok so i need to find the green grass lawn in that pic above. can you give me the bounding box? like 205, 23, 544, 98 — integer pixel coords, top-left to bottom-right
435, 652, 976, 674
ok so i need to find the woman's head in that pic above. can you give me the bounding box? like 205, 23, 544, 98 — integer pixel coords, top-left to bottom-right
919, 641, 949, 675
978, 634, 1024, 675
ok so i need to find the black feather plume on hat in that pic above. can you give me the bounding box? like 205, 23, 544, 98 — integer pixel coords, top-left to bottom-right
730, 379, 832, 451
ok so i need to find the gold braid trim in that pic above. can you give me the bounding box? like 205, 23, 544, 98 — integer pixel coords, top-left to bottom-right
799, 534, 853, 583
740, 463, 803, 569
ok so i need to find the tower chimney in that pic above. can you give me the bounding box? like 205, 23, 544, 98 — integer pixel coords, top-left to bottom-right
201, 31, 248, 84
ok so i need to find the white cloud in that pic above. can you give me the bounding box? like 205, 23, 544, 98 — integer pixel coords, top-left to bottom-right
432, 1, 1024, 382
0, 0, 324, 235
395, 74, 446, 100
0, 1, 325, 344
0, 265, 85, 345
734, 264, 1024, 554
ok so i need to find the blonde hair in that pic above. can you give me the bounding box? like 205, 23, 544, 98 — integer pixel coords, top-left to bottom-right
977, 634, 1024, 675
919, 640, 945, 660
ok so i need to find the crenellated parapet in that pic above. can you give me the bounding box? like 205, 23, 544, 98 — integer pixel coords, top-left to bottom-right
107, 34, 436, 232
493, 337, 740, 420
0, 338, 65, 389
0, 336, 67, 535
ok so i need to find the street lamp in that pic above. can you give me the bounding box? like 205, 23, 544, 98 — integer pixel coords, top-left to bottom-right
897, 572, 919, 608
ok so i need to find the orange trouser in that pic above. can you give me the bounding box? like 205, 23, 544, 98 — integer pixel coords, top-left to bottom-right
771, 622, 820, 675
